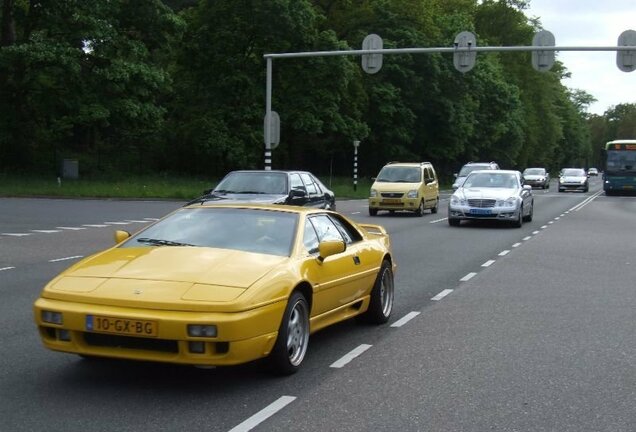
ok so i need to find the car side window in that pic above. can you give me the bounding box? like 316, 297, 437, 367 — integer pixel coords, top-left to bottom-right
303, 219, 320, 254
424, 167, 432, 183
290, 174, 305, 191
300, 173, 318, 195
309, 215, 344, 242
328, 214, 362, 244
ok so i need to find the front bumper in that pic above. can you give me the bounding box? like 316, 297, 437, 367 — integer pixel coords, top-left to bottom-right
34, 297, 285, 366
525, 179, 547, 188
448, 205, 520, 221
559, 182, 587, 191
369, 196, 420, 211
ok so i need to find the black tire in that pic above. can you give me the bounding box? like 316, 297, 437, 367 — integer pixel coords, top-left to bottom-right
268, 291, 310, 375
414, 200, 425, 217
513, 206, 523, 228
431, 198, 439, 214
369, 208, 378, 216
358, 260, 394, 324
523, 202, 533, 222
448, 218, 460, 227
584, 187, 589, 193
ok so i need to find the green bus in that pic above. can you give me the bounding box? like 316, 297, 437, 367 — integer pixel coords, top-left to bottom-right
604, 139, 636, 195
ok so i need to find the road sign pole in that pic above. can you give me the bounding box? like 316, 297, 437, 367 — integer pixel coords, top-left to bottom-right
265, 57, 273, 170
353, 140, 360, 192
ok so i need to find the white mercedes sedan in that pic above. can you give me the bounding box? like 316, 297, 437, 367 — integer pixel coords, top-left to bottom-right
448, 170, 534, 228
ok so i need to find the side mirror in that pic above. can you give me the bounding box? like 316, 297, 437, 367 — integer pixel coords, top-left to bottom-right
290, 188, 307, 199
114, 230, 131, 244
317, 240, 346, 263
454, 173, 458, 178
523, 185, 532, 191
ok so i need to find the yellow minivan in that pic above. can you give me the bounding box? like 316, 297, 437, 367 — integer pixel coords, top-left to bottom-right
368, 162, 439, 216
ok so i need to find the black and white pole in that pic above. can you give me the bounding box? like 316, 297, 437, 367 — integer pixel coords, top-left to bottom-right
353, 140, 360, 192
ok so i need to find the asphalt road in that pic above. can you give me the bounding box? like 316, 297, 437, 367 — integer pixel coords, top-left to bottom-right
1, 176, 634, 431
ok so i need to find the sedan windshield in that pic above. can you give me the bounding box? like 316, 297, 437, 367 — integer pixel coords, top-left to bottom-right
523, 168, 545, 175
464, 173, 518, 189
458, 165, 490, 177
214, 172, 288, 195
561, 169, 586, 177
122, 208, 298, 256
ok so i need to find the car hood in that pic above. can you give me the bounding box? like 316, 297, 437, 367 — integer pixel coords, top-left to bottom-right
43, 247, 288, 310
456, 188, 518, 200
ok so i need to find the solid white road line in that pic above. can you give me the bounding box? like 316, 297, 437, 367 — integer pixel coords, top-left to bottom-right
481, 260, 495, 267
573, 191, 603, 211
2, 233, 31, 237
330, 344, 372, 368
391, 311, 421, 327
49, 256, 84, 263
498, 250, 510, 256
31, 230, 61, 234
431, 289, 453, 301
228, 396, 296, 432
56, 227, 86, 230
512, 242, 522, 248
429, 217, 448, 224
460, 272, 477, 282
0, 267, 15, 272
82, 224, 108, 228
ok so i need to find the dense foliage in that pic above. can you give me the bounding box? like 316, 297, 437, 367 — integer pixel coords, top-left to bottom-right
1, 0, 634, 181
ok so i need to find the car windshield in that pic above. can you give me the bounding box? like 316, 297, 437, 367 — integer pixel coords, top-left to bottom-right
376, 166, 421, 182
464, 172, 517, 189
214, 172, 288, 195
458, 165, 489, 177
121, 208, 298, 256
523, 168, 545, 175
562, 169, 585, 177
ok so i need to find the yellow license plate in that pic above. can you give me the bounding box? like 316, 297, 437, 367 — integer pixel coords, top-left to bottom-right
623, 185, 634, 189
382, 199, 402, 204
86, 315, 157, 337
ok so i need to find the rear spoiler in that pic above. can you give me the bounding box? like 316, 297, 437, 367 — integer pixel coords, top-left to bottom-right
358, 224, 387, 236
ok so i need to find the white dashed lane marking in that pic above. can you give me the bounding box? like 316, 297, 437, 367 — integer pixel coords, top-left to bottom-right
431, 289, 453, 301
522, 236, 532, 241
31, 230, 60, 234
0, 267, 15, 272
512, 242, 522, 248
49, 256, 84, 263
56, 227, 86, 230
228, 396, 296, 432
481, 260, 495, 267
1, 233, 31, 237
430, 217, 448, 224
330, 344, 372, 368
391, 311, 421, 327
460, 272, 477, 282
498, 250, 510, 256
104, 222, 130, 225
82, 224, 108, 228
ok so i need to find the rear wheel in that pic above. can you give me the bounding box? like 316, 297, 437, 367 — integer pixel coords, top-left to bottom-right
358, 260, 394, 324
431, 198, 439, 214
269, 291, 310, 375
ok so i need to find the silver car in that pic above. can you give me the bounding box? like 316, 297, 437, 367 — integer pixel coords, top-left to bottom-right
448, 170, 534, 227
558, 168, 589, 192
522, 167, 550, 189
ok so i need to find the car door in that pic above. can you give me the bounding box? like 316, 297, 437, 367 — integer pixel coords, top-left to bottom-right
301, 214, 376, 317
300, 173, 326, 208
423, 166, 438, 207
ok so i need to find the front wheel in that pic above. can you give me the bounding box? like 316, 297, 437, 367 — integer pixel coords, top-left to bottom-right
448, 218, 460, 227
369, 208, 378, 216
513, 206, 523, 228
358, 260, 394, 324
414, 200, 425, 217
523, 202, 533, 222
268, 291, 310, 375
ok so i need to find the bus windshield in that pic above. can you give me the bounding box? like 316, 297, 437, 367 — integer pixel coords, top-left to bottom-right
606, 151, 636, 173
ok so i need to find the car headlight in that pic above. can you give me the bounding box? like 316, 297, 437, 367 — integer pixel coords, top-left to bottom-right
406, 190, 418, 199
450, 196, 466, 206
369, 189, 377, 198
495, 199, 516, 208
580, 179, 586, 184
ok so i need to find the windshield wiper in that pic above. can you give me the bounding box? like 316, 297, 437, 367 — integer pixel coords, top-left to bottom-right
213, 189, 234, 194
233, 191, 268, 194
136, 238, 195, 247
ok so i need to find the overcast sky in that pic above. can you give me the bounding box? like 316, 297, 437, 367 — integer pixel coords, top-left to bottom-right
524, 0, 635, 115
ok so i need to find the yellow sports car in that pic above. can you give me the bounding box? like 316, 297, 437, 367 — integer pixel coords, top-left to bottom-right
34, 204, 395, 374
